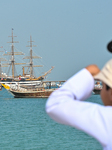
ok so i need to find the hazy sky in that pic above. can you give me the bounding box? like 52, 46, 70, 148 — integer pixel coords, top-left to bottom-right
0, 0, 112, 81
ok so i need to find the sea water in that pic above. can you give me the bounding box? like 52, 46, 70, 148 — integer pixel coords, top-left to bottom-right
0, 88, 102, 150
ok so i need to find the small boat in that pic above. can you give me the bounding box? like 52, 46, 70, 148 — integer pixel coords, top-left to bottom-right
2, 81, 65, 98
93, 80, 102, 94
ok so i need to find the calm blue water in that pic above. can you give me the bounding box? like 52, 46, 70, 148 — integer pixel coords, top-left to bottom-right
0, 88, 102, 150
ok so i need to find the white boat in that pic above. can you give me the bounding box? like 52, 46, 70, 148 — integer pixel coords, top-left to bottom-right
2, 81, 65, 98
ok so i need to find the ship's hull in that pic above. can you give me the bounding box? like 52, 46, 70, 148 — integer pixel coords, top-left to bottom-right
9, 89, 55, 98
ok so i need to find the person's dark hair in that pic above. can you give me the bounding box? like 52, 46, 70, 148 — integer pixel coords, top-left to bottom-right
106, 84, 110, 91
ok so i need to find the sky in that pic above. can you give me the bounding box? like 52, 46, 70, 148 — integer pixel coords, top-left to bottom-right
0, 0, 112, 81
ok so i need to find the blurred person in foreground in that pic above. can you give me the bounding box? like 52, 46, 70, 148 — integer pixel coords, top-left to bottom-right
46, 59, 112, 150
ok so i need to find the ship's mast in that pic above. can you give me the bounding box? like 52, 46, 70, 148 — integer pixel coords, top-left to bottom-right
3, 29, 25, 79
29, 36, 34, 77
23, 36, 42, 78
7, 29, 19, 78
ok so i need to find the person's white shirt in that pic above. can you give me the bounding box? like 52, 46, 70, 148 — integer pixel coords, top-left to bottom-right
46, 68, 112, 150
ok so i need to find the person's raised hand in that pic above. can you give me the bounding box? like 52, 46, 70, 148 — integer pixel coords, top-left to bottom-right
86, 65, 100, 76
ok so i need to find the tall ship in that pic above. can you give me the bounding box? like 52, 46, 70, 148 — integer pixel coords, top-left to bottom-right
0, 29, 54, 85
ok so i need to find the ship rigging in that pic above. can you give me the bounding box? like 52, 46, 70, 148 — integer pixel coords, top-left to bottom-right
2, 29, 54, 81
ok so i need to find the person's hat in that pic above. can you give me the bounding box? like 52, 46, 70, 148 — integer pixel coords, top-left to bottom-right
94, 59, 112, 88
